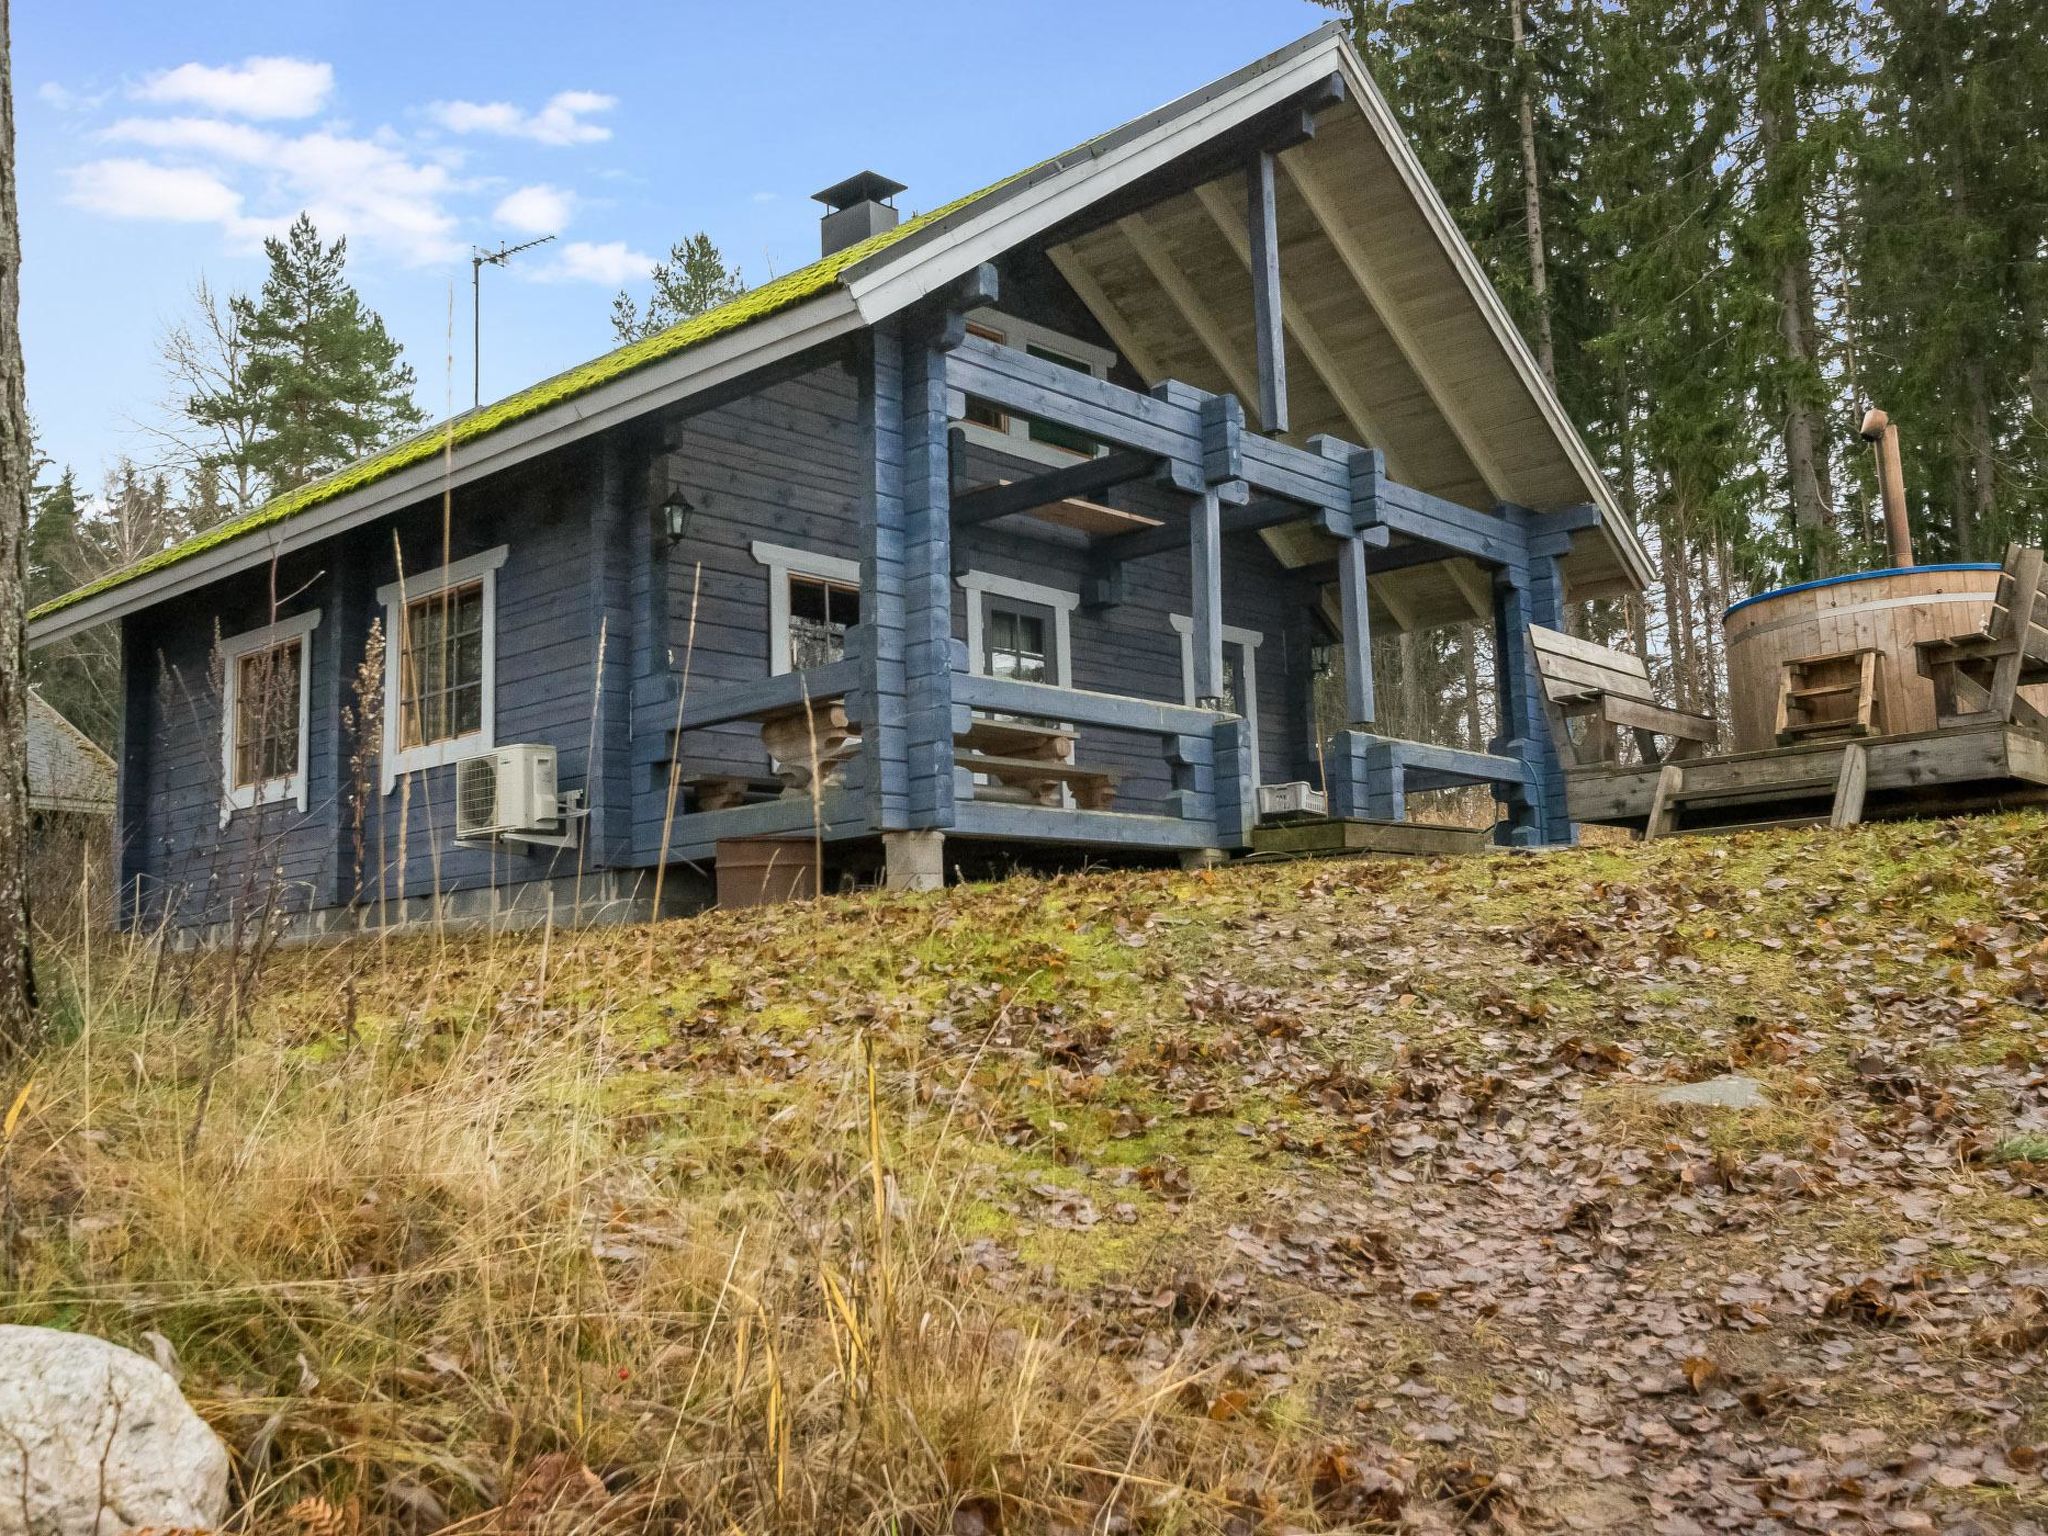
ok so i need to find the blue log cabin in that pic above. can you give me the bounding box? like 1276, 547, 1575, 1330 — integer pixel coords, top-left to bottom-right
28, 25, 1653, 934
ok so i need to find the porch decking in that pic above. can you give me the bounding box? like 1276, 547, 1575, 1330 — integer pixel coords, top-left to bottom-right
1565, 721, 2048, 837
641, 266, 1607, 870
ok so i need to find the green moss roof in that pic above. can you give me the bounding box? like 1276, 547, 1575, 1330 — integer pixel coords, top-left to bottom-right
31, 176, 1012, 623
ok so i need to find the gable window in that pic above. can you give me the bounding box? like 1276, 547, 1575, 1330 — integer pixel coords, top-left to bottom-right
379, 546, 506, 792
1170, 613, 1264, 788
752, 541, 863, 674
218, 608, 320, 823
957, 310, 1116, 467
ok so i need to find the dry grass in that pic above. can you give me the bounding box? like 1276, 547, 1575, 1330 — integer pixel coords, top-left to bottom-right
7, 812, 2048, 1533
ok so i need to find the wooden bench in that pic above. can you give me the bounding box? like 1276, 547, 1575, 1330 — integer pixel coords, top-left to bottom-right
956, 752, 1121, 810
1916, 543, 2048, 732
1529, 624, 1715, 766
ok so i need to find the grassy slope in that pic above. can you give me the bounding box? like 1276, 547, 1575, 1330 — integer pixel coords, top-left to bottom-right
9, 815, 2048, 1533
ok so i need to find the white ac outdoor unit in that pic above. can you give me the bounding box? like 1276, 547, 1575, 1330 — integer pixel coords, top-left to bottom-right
1256, 781, 1327, 821
456, 744, 560, 841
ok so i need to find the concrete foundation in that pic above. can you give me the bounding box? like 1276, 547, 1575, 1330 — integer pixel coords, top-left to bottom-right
883, 830, 946, 891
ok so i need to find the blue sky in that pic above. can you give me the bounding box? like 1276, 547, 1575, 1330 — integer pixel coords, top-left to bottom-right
16, 0, 1335, 490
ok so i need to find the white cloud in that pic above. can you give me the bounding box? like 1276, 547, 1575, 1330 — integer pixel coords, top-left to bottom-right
39, 81, 108, 113
543, 240, 652, 285
66, 158, 248, 225
492, 184, 572, 234
93, 115, 463, 264
135, 56, 333, 120
429, 90, 616, 146
102, 115, 276, 162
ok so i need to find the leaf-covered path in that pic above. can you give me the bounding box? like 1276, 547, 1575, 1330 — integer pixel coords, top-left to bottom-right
12, 815, 2048, 1533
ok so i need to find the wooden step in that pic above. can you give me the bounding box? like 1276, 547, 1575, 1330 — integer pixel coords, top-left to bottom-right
1787, 683, 1858, 701
1670, 773, 1838, 806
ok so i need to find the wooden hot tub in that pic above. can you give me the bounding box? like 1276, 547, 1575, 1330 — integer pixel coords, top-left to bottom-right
1722, 563, 2041, 751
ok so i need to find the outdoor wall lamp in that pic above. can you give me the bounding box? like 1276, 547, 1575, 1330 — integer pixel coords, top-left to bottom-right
660, 491, 695, 546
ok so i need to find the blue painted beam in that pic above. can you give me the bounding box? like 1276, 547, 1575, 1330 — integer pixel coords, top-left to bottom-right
1337, 533, 1375, 725
1189, 487, 1224, 705
954, 673, 1221, 735
952, 801, 1220, 851
1247, 148, 1288, 436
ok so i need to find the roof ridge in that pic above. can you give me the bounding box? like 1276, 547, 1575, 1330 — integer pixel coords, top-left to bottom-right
29, 23, 1352, 628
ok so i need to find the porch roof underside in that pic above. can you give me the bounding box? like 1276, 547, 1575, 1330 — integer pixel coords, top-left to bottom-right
1043, 109, 1639, 622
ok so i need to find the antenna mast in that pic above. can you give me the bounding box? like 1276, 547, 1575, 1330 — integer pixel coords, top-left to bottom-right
471, 233, 556, 407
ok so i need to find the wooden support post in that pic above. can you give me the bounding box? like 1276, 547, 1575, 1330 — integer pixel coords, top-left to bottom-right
1831, 742, 1869, 829
901, 330, 957, 831
1645, 763, 1685, 840
584, 437, 636, 870
627, 430, 679, 855
1490, 555, 1571, 847
1246, 148, 1288, 436
1322, 728, 1369, 820
115, 615, 150, 928
1363, 736, 1406, 821
1189, 486, 1224, 707
856, 325, 911, 833
1213, 715, 1254, 849
317, 541, 368, 907
1337, 532, 1375, 726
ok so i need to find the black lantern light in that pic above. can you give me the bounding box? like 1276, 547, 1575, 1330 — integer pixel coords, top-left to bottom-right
660, 490, 695, 546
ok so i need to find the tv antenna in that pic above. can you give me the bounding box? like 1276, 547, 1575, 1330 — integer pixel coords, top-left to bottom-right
471, 233, 556, 407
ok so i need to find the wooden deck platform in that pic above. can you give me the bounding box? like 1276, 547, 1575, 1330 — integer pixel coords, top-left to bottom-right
1248, 816, 1489, 859
1567, 722, 2048, 836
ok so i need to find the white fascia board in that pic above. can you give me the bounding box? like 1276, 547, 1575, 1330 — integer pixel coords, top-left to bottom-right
840, 41, 1350, 324
30, 287, 864, 647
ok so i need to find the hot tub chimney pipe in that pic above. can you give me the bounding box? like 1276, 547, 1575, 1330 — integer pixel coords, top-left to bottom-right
1859, 407, 1914, 569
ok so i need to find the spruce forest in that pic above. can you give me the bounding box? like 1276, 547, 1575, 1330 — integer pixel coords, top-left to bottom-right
1317, 0, 2047, 744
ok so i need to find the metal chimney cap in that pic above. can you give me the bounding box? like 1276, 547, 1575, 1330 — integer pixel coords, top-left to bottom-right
812, 171, 907, 212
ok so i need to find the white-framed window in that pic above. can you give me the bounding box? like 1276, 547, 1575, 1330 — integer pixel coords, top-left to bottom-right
751, 541, 863, 674
958, 571, 1078, 689
1170, 613, 1264, 787
958, 309, 1117, 468
218, 608, 321, 825
378, 545, 506, 793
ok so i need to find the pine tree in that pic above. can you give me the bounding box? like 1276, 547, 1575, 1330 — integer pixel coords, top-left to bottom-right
26, 465, 79, 605
236, 214, 423, 491
1853, 0, 2048, 558
610, 233, 745, 343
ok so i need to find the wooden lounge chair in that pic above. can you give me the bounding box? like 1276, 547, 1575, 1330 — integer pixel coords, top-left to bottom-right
1529, 624, 1715, 767
1915, 543, 2048, 732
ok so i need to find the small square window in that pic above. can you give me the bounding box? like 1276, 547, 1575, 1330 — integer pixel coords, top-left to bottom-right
788, 573, 859, 670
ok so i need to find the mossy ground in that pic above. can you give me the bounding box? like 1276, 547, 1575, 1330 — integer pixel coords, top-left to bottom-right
9, 812, 2048, 1532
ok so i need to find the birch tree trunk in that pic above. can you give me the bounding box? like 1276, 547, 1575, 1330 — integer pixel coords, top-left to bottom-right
0, 0, 39, 1053
1509, 0, 1556, 383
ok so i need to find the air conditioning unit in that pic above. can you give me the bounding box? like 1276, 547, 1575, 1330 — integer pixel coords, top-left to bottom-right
456, 744, 559, 840
1257, 781, 1327, 821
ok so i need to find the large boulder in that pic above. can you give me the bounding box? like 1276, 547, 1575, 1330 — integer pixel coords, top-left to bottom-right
0, 1325, 230, 1536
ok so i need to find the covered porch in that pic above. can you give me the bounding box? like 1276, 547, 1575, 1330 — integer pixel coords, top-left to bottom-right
647, 271, 1605, 876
